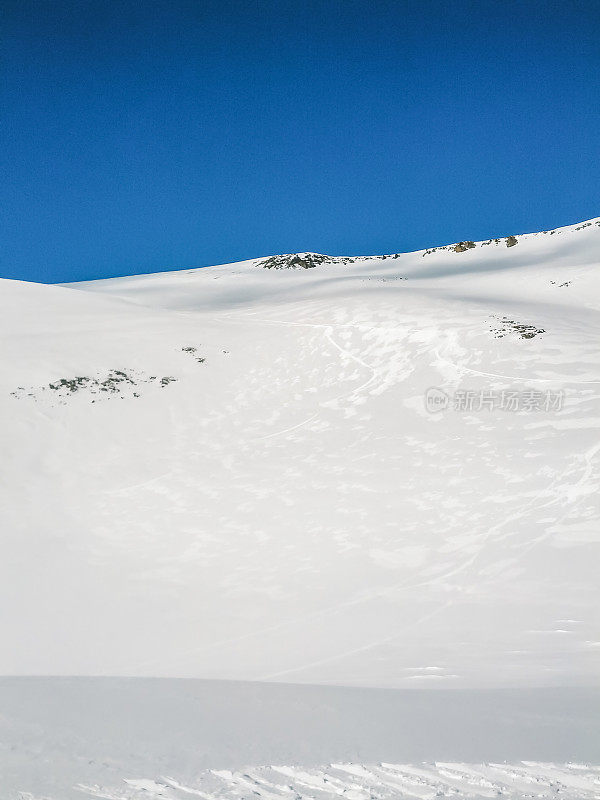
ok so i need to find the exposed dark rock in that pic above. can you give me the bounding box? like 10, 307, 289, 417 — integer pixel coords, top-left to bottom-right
10, 368, 179, 404
453, 241, 476, 253
258, 253, 358, 270
491, 316, 545, 340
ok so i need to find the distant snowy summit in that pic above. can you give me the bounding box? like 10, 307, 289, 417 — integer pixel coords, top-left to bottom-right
256, 218, 600, 269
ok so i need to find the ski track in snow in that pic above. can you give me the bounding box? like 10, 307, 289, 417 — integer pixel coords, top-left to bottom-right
432, 347, 600, 384
247, 316, 381, 442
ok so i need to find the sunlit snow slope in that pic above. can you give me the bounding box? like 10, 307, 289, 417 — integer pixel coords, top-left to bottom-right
2, 219, 599, 687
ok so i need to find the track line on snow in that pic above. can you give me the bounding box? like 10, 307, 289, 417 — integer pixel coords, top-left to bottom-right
433, 347, 600, 384
254, 412, 320, 440
249, 318, 380, 441
258, 601, 453, 681
102, 472, 172, 495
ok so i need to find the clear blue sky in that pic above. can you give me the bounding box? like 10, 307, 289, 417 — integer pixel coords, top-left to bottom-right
2, 0, 599, 283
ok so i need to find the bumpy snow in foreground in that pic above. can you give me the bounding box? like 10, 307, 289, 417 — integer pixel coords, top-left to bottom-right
74, 762, 600, 800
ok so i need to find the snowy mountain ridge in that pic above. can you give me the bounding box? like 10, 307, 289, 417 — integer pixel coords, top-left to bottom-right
253, 218, 600, 270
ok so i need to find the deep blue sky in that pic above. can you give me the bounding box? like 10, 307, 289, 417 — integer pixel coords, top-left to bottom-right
2, 0, 599, 283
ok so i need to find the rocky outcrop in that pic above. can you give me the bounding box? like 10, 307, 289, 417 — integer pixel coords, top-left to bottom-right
258, 252, 359, 270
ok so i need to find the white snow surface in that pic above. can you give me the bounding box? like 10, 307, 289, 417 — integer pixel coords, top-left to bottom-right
2, 218, 600, 687
1, 677, 598, 799
80, 762, 600, 800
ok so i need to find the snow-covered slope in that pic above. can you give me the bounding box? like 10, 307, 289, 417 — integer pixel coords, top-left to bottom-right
2, 218, 600, 687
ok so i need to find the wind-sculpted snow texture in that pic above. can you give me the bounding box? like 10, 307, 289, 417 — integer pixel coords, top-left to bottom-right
76, 762, 600, 800
2, 218, 600, 687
